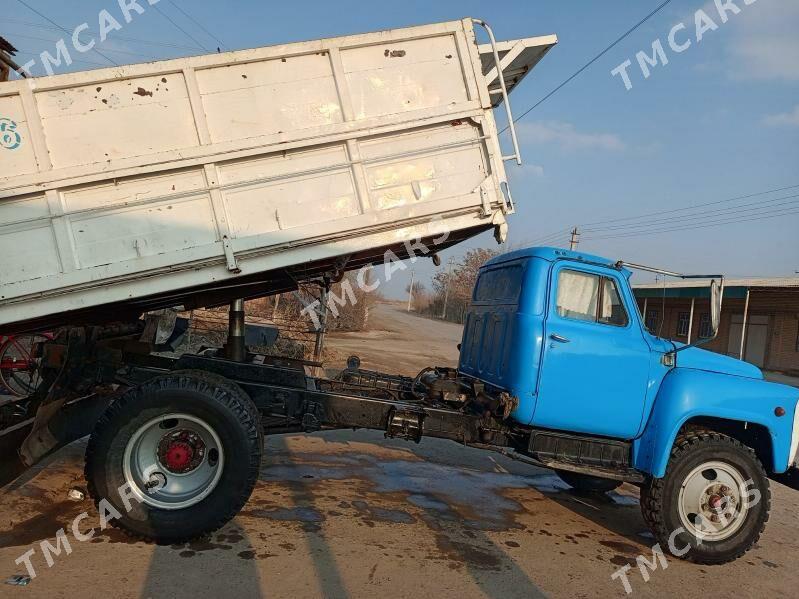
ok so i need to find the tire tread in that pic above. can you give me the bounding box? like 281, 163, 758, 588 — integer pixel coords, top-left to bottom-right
640, 429, 770, 565
84, 370, 262, 544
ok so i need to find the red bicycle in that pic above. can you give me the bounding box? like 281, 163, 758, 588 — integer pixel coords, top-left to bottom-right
0, 333, 52, 398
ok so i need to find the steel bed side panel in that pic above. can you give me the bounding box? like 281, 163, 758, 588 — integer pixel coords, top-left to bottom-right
0, 18, 551, 330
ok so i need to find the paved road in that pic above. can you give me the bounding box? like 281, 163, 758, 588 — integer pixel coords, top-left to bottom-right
327, 302, 462, 375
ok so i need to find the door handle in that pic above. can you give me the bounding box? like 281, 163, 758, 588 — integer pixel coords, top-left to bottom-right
549, 334, 570, 344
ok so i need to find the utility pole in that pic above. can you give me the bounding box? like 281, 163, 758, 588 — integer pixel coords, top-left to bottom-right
441, 256, 455, 319
407, 269, 415, 312
569, 227, 580, 251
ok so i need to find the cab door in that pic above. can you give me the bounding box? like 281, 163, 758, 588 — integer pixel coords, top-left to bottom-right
533, 264, 651, 439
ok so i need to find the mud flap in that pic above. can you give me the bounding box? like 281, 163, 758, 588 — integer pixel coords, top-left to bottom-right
2, 394, 112, 487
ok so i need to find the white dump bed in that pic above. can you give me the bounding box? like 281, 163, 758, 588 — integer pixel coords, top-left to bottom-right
0, 19, 555, 331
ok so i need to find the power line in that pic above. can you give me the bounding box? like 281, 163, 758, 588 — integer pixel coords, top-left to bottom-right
167, 0, 228, 51
3, 17, 204, 52
151, 4, 210, 52
526, 233, 568, 246
500, 0, 673, 133
529, 183, 799, 244
581, 193, 799, 234
528, 227, 573, 245
13, 48, 109, 68
581, 183, 799, 227
534, 233, 571, 246
14, 0, 118, 66
582, 207, 799, 241
9, 32, 159, 61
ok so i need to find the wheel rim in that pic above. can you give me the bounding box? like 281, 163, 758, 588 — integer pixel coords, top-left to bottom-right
0, 335, 47, 397
677, 460, 750, 542
123, 413, 225, 510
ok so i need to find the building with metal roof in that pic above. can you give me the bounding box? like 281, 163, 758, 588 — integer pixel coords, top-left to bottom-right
634, 277, 799, 375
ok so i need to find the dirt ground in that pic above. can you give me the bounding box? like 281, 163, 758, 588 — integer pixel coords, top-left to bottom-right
327, 301, 462, 375
1, 303, 798, 597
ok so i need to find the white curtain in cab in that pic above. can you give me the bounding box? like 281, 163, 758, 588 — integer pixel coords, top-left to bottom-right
557, 270, 598, 321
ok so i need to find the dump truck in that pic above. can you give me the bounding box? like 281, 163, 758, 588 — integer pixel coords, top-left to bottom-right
2, 18, 797, 566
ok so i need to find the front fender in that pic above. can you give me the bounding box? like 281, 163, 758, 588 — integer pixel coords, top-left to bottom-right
633, 369, 799, 478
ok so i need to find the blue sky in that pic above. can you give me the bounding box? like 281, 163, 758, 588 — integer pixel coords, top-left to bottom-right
3, 0, 797, 298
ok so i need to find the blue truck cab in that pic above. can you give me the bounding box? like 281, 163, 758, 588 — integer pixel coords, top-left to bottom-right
458, 246, 799, 563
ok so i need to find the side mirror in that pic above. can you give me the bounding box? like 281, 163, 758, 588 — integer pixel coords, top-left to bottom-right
672, 276, 725, 354
710, 279, 723, 338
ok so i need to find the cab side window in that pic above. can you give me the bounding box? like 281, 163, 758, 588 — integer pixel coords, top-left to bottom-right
556, 270, 629, 327
599, 277, 629, 326
556, 270, 598, 322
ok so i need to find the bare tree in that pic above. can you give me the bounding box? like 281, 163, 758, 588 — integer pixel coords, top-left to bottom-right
426, 248, 498, 323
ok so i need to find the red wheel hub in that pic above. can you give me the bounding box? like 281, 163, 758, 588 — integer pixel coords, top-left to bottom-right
164, 441, 194, 471
157, 429, 206, 474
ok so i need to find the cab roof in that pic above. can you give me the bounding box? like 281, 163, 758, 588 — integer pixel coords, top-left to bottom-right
483, 246, 619, 269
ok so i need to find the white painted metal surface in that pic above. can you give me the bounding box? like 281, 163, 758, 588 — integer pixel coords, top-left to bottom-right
0, 19, 556, 329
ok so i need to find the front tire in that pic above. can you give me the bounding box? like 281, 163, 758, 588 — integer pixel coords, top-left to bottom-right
640, 430, 770, 564
85, 371, 262, 543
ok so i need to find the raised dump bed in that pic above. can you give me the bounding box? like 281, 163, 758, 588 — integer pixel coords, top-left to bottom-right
0, 19, 556, 332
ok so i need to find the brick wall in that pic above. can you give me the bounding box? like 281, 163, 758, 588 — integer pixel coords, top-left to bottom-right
768, 312, 799, 374
636, 292, 799, 374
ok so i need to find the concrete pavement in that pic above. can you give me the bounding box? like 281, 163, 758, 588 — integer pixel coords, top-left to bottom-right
2, 430, 798, 598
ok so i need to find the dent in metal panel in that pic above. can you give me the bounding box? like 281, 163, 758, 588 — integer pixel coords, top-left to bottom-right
0, 95, 39, 177
217, 144, 358, 236
197, 55, 343, 144
36, 74, 199, 168
69, 196, 218, 268
361, 125, 486, 211
340, 36, 468, 120
366, 146, 485, 210
223, 170, 358, 236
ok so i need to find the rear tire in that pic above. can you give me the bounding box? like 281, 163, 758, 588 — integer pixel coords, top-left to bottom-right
640, 430, 770, 564
556, 470, 623, 493
85, 370, 262, 543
